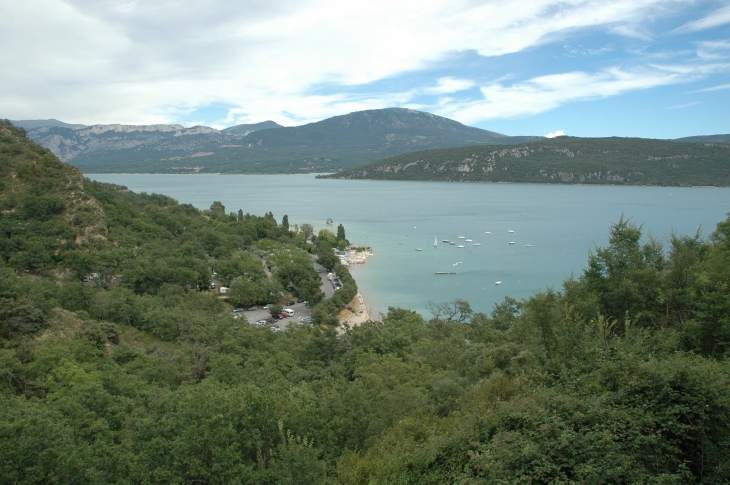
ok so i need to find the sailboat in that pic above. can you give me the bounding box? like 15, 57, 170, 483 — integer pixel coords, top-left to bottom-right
433, 237, 438, 248
508, 228, 515, 233
473, 238, 481, 246
485, 231, 492, 235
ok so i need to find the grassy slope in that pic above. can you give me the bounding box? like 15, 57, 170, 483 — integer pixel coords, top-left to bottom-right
322, 136, 730, 186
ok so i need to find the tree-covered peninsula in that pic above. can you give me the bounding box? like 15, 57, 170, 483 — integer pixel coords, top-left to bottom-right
2, 119, 730, 483
320, 136, 730, 186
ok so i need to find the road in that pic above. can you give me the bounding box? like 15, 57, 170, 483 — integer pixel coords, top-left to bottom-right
311, 255, 335, 299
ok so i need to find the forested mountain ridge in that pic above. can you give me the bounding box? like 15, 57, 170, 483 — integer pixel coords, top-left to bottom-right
321, 136, 730, 186
675, 133, 730, 144
2, 121, 730, 483
16, 108, 540, 174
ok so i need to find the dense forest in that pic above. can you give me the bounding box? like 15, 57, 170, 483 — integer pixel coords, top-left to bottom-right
2, 119, 730, 484
321, 136, 730, 186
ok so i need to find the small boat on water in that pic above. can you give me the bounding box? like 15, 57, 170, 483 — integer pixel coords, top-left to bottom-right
442, 239, 450, 243
509, 242, 516, 245
465, 239, 473, 242
357, 260, 365, 264
524, 244, 532, 247
495, 281, 502, 285
508, 229, 515, 233
485, 231, 492, 235
433, 237, 438, 247
450, 241, 456, 245
458, 235, 466, 239
457, 245, 465, 248
435, 271, 457, 275
415, 248, 423, 251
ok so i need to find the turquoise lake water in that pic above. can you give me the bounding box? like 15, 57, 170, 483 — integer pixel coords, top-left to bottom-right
87, 174, 730, 318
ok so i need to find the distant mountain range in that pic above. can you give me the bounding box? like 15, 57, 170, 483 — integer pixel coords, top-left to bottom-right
10, 110, 729, 176
11, 118, 87, 130
319, 136, 730, 187
11, 109, 540, 173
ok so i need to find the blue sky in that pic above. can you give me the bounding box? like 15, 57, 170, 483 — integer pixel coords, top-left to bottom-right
1, 0, 728, 138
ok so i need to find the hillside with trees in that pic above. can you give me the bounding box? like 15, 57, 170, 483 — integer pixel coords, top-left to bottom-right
2, 119, 730, 483
321, 136, 730, 186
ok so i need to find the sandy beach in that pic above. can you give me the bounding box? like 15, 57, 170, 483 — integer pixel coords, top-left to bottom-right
336, 292, 373, 332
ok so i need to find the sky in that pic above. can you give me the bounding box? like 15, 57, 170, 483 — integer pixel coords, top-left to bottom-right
1, 0, 729, 138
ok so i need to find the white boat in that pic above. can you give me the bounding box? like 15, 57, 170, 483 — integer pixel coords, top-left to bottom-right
508, 229, 515, 233
457, 245, 465, 248
509, 241, 516, 245
473, 238, 481, 246
465, 239, 473, 242
495, 281, 502, 285
450, 242, 455, 245
485, 231, 492, 235
442, 239, 450, 243
415, 248, 423, 251
457, 235, 466, 239
433, 237, 438, 247
524, 244, 532, 247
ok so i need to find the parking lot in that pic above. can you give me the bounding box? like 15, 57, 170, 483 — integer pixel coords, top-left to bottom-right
236, 301, 312, 331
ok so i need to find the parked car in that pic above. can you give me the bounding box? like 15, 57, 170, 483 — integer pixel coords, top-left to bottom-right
220, 287, 228, 294
210, 283, 216, 289
248, 306, 257, 311
297, 298, 306, 303
301, 316, 312, 323
287, 300, 295, 306
280, 313, 288, 318
255, 320, 268, 326
233, 307, 244, 313
283, 308, 294, 317
263, 304, 272, 310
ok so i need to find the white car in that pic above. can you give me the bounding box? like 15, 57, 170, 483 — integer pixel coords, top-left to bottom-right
220, 286, 228, 294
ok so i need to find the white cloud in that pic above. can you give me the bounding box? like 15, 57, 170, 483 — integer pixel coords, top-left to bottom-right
424, 77, 476, 95
674, 4, 730, 32
0, 0, 711, 125
432, 62, 729, 123
545, 130, 565, 138
696, 83, 730, 92
666, 101, 701, 109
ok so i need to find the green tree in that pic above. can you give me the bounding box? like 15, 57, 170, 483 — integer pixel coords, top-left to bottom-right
336, 223, 346, 242
580, 215, 664, 331
300, 223, 314, 242
269, 304, 283, 318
